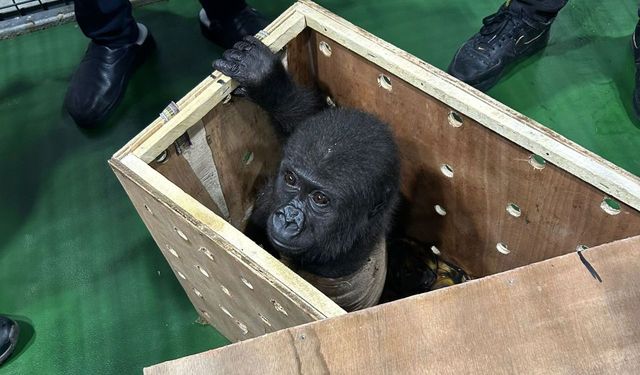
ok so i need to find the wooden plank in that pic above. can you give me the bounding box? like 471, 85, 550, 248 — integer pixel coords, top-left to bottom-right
111, 155, 345, 337
199, 98, 280, 230
127, 7, 307, 164
296, 0, 640, 213
287, 30, 640, 277
144, 235, 640, 375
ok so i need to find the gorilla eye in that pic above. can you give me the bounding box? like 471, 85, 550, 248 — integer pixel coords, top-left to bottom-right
284, 170, 297, 186
311, 192, 329, 206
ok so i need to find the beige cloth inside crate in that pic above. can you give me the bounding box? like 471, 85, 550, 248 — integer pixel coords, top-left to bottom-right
283, 239, 387, 312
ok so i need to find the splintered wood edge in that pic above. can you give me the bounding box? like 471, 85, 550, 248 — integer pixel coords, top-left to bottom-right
113, 6, 307, 164
295, 0, 640, 212
115, 154, 346, 319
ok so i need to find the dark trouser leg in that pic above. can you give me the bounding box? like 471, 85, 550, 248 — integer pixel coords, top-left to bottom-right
508, 0, 569, 21
199, 0, 247, 20
74, 0, 138, 47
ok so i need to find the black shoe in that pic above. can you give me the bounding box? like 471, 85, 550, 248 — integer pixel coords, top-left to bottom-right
632, 25, 640, 119
448, 5, 553, 92
64, 24, 155, 128
199, 6, 270, 49
0, 316, 19, 366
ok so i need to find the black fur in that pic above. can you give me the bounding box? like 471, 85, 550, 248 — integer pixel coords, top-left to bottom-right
214, 36, 400, 278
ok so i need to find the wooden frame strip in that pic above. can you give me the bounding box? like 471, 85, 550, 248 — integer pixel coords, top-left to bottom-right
296, 0, 640, 212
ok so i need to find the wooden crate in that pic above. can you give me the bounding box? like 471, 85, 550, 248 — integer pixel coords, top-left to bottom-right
108, 1, 640, 372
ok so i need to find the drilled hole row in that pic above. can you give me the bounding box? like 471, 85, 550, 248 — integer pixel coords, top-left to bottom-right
318, 41, 394, 92
166, 241, 287, 331
200, 303, 276, 336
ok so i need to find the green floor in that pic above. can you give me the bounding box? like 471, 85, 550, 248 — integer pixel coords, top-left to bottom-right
1, 0, 639, 374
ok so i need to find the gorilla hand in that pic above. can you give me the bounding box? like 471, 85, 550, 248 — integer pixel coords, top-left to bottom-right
213, 36, 289, 100
214, 35, 325, 136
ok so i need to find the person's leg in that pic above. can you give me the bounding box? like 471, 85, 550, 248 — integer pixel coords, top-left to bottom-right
64, 0, 154, 128
447, 0, 568, 92
74, 0, 139, 46
508, 0, 568, 21
0, 316, 19, 366
198, 0, 269, 49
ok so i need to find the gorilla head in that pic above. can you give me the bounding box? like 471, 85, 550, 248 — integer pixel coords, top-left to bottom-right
264, 108, 400, 271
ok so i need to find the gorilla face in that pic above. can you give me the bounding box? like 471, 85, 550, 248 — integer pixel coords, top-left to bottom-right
267, 163, 336, 256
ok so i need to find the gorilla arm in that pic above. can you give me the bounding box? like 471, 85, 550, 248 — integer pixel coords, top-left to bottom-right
213, 36, 325, 137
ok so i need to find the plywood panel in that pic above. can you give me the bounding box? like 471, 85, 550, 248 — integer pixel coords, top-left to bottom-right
144, 235, 640, 375
111, 158, 342, 342
287, 31, 640, 277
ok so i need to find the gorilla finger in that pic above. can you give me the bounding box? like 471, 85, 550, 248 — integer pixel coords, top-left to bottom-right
213, 59, 240, 76
223, 49, 245, 62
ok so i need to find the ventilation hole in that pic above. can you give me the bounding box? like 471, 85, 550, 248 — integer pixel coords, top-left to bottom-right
219, 304, 233, 318
377, 74, 392, 91
241, 277, 254, 290
258, 313, 272, 327
440, 164, 454, 178
271, 299, 288, 316
448, 111, 463, 128
167, 246, 179, 259
193, 288, 203, 298
235, 320, 249, 335
174, 227, 189, 241
496, 242, 510, 255
506, 203, 522, 217
222, 94, 232, 104
199, 247, 216, 262
576, 244, 589, 251
318, 41, 332, 57
326, 96, 336, 107
601, 197, 621, 215
434, 205, 447, 216
200, 310, 211, 320
144, 204, 153, 215
529, 154, 546, 170
241, 151, 254, 166
221, 284, 232, 297
155, 150, 168, 164
195, 265, 210, 278
177, 271, 187, 280
430, 246, 441, 255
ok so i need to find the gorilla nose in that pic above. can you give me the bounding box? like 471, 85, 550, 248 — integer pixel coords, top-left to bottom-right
273, 205, 305, 237
283, 205, 301, 223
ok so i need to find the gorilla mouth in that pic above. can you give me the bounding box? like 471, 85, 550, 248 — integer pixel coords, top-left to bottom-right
269, 236, 307, 254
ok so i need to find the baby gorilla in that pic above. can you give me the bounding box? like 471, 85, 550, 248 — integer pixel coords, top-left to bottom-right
214, 36, 400, 311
